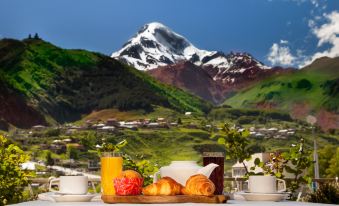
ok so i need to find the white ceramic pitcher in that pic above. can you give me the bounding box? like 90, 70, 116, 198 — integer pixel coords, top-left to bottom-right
154, 161, 218, 185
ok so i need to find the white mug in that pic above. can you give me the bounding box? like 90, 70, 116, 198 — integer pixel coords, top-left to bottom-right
248, 176, 286, 193
49, 176, 92, 195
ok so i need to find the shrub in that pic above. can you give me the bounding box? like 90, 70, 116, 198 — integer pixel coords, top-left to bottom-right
237, 116, 255, 124
305, 182, 339, 204
0, 135, 33, 205
296, 79, 312, 90
44, 128, 60, 137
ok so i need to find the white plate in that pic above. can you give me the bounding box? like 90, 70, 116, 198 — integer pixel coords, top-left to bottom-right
38, 192, 96, 202
240, 192, 287, 201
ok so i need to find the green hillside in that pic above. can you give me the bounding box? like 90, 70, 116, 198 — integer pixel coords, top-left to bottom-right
224, 57, 339, 113
0, 38, 211, 128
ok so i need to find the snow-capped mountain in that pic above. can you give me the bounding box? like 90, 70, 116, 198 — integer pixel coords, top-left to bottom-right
112, 22, 280, 104
112, 22, 269, 74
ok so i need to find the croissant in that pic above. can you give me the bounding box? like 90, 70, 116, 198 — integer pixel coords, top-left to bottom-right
181, 174, 215, 196
142, 177, 183, 196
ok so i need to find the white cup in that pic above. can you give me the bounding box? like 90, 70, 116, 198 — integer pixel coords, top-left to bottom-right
49, 176, 89, 195
248, 176, 286, 193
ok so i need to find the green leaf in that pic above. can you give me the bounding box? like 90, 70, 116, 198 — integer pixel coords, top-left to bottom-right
275, 172, 282, 178
254, 158, 261, 166
285, 166, 296, 173
217, 138, 225, 145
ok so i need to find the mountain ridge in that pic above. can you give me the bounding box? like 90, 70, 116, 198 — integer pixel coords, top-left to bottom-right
0, 38, 211, 128
111, 22, 283, 104
224, 56, 339, 115
111, 22, 269, 74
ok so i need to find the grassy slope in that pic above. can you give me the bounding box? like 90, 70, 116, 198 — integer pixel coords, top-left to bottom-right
224, 57, 339, 113
0, 38, 211, 126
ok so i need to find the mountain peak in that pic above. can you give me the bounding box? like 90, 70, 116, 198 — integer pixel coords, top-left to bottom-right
111, 22, 269, 73
139, 22, 168, 32
112, 22, 214, 70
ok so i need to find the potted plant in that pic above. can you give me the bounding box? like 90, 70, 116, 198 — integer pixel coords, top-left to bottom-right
214, 123, 312, 199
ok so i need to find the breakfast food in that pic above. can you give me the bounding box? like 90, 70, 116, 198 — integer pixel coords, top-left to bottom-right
114, 170, 143, 195
142, 177, 183, 196
118, 170, 143, 179
181, 174, 215, 196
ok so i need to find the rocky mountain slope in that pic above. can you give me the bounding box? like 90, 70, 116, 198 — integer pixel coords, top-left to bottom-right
0, 38, 211, 128
112, 22, 286, 103
148, 61, 225, 103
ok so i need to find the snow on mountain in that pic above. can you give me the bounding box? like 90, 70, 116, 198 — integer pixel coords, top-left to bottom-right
112, 22, 212, 70
112, 22, 270, 76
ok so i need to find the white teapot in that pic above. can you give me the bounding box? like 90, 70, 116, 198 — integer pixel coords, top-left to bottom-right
153, 161, 219, 185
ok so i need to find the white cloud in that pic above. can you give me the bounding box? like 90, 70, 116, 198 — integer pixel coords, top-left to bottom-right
310, 0, 319, 8
300, 11, 339, 67
280, 39, 289, 44
267, 43, 296, 66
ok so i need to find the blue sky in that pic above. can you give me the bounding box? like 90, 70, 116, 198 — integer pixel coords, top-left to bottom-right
0, 0, 338, 67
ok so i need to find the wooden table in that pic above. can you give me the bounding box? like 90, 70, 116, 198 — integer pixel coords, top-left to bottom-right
11, 199, 333, 206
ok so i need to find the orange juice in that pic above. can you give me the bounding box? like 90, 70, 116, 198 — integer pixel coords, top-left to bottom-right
101, 153, 123, 195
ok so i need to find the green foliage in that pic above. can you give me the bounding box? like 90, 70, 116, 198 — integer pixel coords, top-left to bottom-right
0, 38, 211, 127
224, 58, 339, 113
321, 78, 339, 112
123, 155, 158, 186
249, 153, 287, 178
282, 138, 313, 198
80, 132, 97, 150
213, 123, 251, 174
237, 116, 255, 124
265, 91, 280, 100
296, 79, 313, 90
209, 108, 291, 122
45, 151, 54, 166
316, 145, 339, 178
44, 128, 60, 137
67, 146, 80, 160
305, 182, 339, 204
326, 147, 339, 177
99, 139, 128, 154
0, 135, 33, 205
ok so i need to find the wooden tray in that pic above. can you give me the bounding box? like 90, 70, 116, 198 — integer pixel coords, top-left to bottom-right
102, 195, 228, 204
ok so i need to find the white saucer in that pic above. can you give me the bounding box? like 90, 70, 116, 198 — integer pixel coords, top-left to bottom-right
239, 192, 287, 201
38, 192, 97, 202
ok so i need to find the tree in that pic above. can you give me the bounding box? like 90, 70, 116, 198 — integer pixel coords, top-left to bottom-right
325, 147, 339, 178
80, 132, 97, 150
315, 145, 336, 177
68, 146, 80, 160
28, 34, 32, 39
45, 151, 54, 166
0, 135, 33, 205
33, 33, 40, 39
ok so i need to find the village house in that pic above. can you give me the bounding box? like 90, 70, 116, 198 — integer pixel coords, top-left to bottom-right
106, 118, 119, 126
185, 112, 192, 116
32, 125, 46, 131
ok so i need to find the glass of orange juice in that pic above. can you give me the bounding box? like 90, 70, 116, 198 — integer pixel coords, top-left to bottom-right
101, 152, 123, 195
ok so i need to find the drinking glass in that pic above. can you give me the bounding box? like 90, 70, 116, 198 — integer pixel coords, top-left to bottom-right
101, 152, 123, 195
203, 152, 225, 195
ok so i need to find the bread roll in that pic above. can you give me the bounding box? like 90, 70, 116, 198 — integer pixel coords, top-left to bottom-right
181, 174, 215, 196
142, 177, 183, 196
